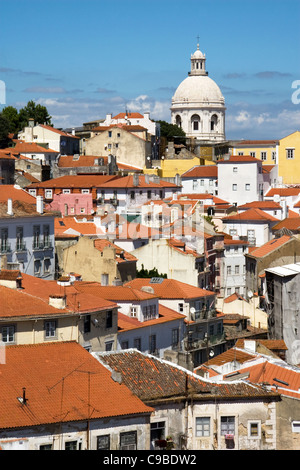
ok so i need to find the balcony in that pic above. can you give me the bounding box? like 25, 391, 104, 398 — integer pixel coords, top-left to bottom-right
190, 308, 216, 322
0, 242, 11, 253
16, 241, 27, 252
184, 332, 226, 352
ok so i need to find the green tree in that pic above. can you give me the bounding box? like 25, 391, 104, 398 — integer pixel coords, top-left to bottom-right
1, 106, 19, 134
18, 100, 52, 130
156, 120, 186, 141
0, 114, 11, 148
137, 264, 167, 279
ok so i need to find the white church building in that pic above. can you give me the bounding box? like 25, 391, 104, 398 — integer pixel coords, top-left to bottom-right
170, 44, 226, 144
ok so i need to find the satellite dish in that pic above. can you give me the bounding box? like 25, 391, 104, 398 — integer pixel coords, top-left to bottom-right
209, 350, 215, 357
190, 307, 195, 314
248, 290, 253, 299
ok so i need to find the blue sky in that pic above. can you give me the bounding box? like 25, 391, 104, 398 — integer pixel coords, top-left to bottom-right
1, 0, 300, 139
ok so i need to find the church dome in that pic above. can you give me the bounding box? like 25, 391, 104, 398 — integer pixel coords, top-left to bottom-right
172, 74, 224, 105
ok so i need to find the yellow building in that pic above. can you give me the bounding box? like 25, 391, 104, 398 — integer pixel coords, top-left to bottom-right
277, 131, 300, 185
230, 140, 278, 165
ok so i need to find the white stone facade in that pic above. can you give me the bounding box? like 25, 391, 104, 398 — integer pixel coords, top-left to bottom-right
171, 45, 226, 143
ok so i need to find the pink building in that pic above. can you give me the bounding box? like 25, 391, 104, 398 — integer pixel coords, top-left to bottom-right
46, 192, 93, 216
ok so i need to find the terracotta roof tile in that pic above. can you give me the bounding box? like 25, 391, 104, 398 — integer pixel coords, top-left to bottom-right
125, 278, 215, 299
99, 350, 276, 401
222, 207, 279, 222
117, 304, 185, 332
0, 342, 152, 429
218, 155, 262, 163
272, 218, 300, 231
93, 239, 137, 263
238, 201, 282, 210
181, 165, 218, 178
247, 235, 291, 258
75, 283, 158, 301
27, 174, 118, 189
265, 187, 300, 197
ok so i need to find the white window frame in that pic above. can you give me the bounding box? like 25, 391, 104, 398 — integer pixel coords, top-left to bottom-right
261, 151, 267, 161
44, 189, 53, 199
248, 420, 261, 439
81, 189, 90, 194
233, 167, 238, 173
232, 184, 237, 191
29, 189, 36, 197
286, 148, 295, 159
245, 184, 250, 191
62, 189, 71, 194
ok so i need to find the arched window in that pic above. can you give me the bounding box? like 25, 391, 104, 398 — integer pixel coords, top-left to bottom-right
210, 114, 218, 131
175, 115, 182, 128
191, 114, 200, 131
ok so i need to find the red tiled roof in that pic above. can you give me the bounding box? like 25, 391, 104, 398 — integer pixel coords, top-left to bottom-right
74, 283, 158, 301
113, 112, 144, 119
247, 235, 291, 258
238, 201, 282, 210
0, 185, 37, 204
125, 278, 215, 299
118, 304, 185, 332
19, 273, 118, 313
272, 218, 300, 231
223, 293, 246, 303
218, 155, 262, 163
100, 175, 179, 189
265, 188, 300, 197
222, 207, 279, 222
0, 341, 152, 429
57, 155, 108, 167
181, 165, 218, 178
27, 174, 119, 189
12, 141, 58, 154
234, 140, 278, 146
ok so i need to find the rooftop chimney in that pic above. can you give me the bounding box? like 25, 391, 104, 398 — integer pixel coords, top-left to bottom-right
7, 198, 13, 216
36, 196, 43, 214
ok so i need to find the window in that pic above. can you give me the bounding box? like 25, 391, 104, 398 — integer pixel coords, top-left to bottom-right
121, 341, 129, 350
108, 131, 112, 137
43, 224, 50, 248
245, 184, 250, 191
250, 152, 256, 158
292, 421, 300, 433
151, 421, 165, 443
232, 184, 237, 191
39, 444, 52, 450
33, 225, 41, 249
101, 273, 109, 286
62, 189, 71, 194
44, 258, 51, 274
130, 306, 138, 317
1, 228, 9, 252
233, 167, 238, 172
147, 190, 152, 199
235, 265, 239, 275
227, 266, 231, 275
248, 421, 261, 438
227, 288, 231, 296
34, 259, 41, 275
260, 151, 267, 161
238, 152, 244, 156
272, 151, 276, 161
130, 191, 135, 200
45, 320, 57, 339
120, 431, 137, 450
178, 303, 184, 313
81, 189, 89, 194
134, 337, 141, 350
149, 334, 156, 354
83, 315, 91, 333
105, 341, 114, 351
65, 441, 78, 450
106, 310, 113, 329
286, 148, 295, 159
193, 179, 197, 190
196, 417, 210, 437
2, 325, 15, 343
220, 416, 235, 436
172, 328, 179, 348
29, 189, 36, 196
97, 435, 110, 450
16, 226, 24, 251
45, 189, 53, 199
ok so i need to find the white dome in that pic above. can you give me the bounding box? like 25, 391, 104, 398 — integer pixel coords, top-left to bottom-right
172, 75, 224, 105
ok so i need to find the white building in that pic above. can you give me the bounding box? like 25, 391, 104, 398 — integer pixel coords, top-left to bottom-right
100, 112, 158, 137
171, 44, 226, 143
217, 155, 265, 206
223, 238, 249, 297
181, 165, 218, 195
